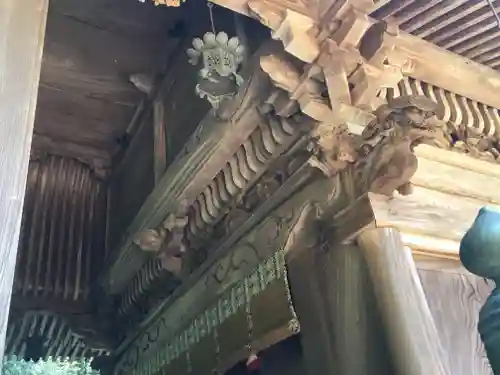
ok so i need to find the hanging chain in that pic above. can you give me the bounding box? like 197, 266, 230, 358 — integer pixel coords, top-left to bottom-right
486, 0, 500, 29
207, 2, 217, 34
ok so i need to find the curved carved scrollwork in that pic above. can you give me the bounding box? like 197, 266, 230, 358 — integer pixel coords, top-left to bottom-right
187, 112, 300, 240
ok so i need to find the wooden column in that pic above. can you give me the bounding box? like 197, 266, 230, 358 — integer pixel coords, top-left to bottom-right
287, 243, 391, 375
357, 227, 451, 375
460, 207, 500, 374
0, 0, 48, 363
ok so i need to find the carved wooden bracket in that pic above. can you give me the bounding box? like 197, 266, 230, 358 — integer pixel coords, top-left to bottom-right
355, 95, 441, 196
259, 48, 441, 196
259, 52, 441, 195
133, 214, 188, 276
251, 0, 415, 114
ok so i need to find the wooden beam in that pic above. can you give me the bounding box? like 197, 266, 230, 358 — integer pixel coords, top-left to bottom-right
102, 43, 280, 295
368, 187, 500, 258
0, 0, 48, 365
396, 32, 500, 111
212, 0, 500, 110
357, 228, 451, 375
153, 100, 167, 184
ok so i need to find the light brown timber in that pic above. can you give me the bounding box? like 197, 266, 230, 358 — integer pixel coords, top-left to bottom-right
418, 269, 493, 375
0, 0, 48, 364
368, 187, 500, 257
357, 227, 451, 375
287, 244, 392, 375
211, 0, 500, 111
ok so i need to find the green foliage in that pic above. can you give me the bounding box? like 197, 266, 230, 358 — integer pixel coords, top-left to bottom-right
2, 356, 100, 375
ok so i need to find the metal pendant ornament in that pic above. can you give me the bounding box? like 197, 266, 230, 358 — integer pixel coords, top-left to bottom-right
186, 3, 245, 108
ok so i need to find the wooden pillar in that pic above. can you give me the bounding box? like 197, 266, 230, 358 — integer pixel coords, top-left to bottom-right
357, 227, 451, 375
459, 207, 500, 374
0, 0, 48, 363
287, 243, 391, 375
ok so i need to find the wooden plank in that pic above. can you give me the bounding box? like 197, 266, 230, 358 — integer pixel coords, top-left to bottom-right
397, 32, 500, 111
369, 187, 500, 245
415, 256, 473, 275
357, 228, 451, 375
0, 0, 48, 364
414, 145, 500, 180
413, 158, 500, 204
418, 269, 493, 375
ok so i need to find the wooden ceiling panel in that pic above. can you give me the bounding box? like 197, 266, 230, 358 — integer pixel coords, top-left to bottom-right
34, 0, 178, 164
35, 86, 133, 148
373, 0, 500, 73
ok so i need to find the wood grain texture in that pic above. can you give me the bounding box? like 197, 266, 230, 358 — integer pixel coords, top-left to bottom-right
412, 158, 500, 204
102, 43, 277, 294
210, 0, 500, 111
153, 100, 167, 185
414, 145, 500, 180
357, 228, 451, 375
0, 0, 48, 364
369, 187, 500, 256
287, 244, 392, 375
34, 0, 171, 162
395, 31, 500, 111
418, 269, 494, 375
107, 113, 155, 253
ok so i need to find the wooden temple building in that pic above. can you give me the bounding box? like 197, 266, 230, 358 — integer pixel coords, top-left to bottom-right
3, 0, 500, 374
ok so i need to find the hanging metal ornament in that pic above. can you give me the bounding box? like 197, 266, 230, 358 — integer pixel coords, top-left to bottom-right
186, 3, 246, 108
153, 0, 186, 7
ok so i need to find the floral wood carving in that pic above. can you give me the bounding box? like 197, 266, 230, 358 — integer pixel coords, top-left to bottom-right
357, 95, 441, 196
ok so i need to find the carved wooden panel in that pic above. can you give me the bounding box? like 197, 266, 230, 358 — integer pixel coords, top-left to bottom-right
114, 252, 298, 375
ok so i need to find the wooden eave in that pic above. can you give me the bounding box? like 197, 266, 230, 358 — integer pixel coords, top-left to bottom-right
212, 0, 500, 111
101, 0, 500, 296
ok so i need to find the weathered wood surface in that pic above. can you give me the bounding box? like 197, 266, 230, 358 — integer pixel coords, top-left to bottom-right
369, 187, 500, 257
413, 158, 500, 204
357, 228, 451, 375
287, 244, 392, 375
210, 0, 500, 111
0, 0, 48, 364
418, 269, 493, 375
107, 112, 155, 253
372, 1, 500, 78
153, 100, 168, 184
102, 43, 279, 294
366, 145, 500, 258
112, 172, 339, 371
414, 145, 500, 179
34, 0, 171, 164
